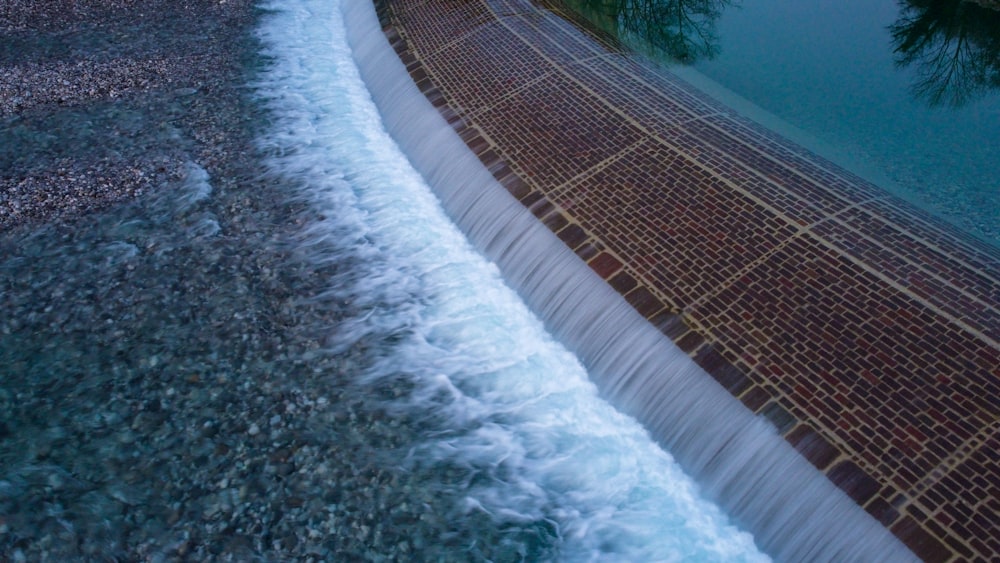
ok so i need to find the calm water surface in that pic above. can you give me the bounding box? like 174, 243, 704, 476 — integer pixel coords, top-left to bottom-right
557, 0, 1000, 246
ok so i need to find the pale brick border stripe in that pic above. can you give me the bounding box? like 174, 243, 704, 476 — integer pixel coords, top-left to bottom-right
376, 0, 1000, 559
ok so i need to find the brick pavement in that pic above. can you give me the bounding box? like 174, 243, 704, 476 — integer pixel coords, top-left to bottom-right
376, 0, 1000, 560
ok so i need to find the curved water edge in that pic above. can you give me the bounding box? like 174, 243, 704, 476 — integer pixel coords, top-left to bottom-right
551, 0, 1000, 246
255, 0, 769, 559
344, 0, 917, 561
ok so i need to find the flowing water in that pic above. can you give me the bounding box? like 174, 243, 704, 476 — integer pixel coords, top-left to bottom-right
252, 1, 771, 559
344, 1, 915, 561
0, 0, 781, 559
0, 0, 930, 557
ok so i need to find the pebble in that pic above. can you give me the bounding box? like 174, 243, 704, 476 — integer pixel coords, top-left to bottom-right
0, 0, 535, 560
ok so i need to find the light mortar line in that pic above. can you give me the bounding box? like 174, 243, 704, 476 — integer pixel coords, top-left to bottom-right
487, 6, 1000, 290
687, 113, 1000, 286
904, 418, 999, 525
475, 9, 828, 227
681, 235, 802, 313
631, 127, 999, 347
684, 111, 887, 202
420, 26, 487, 60
548, 138, 646, 197
408, 0, 496, 59
576, 53, 625, 64
474, 3, 1000, 350
672, 115, 1000, 325
465, 71, 557, 120
556, 235, 913, 525
822, 196, 1000, 310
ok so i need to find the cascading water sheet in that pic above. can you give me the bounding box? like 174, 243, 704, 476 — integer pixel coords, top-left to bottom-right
339, 0, 918, 561
255, 0, 768, 559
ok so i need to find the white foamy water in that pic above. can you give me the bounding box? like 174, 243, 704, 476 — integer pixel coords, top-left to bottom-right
255, 0, 768, 559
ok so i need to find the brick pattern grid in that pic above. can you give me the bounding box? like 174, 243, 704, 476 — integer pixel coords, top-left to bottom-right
381, 0, 1000, 560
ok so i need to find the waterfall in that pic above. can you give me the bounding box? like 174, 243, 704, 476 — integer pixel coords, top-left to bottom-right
343, 1, 916, 561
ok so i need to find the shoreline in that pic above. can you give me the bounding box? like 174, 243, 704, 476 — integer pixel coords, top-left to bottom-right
0, 1, 418, 560
1, 0, 258, 231
376, 0, 1000, 560
3, 0, 997, 559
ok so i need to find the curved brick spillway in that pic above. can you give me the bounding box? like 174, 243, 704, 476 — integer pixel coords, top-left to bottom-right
375, 0, 1000, 559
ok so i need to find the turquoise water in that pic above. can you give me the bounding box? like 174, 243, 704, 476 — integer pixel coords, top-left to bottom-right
0, 0, 766, 557
0, 0, 917, 557
255, 0, 769, 559
346, 1, 915, 560
558, 0, 1000, 246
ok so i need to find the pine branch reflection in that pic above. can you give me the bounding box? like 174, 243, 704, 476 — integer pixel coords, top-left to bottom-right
890, 0, 1000, 106
550, 0, 734, 63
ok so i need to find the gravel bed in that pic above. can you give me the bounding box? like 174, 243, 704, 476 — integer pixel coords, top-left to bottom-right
0, 0, 529, 560
0, 0, 256, 230
0, 55, 222, 116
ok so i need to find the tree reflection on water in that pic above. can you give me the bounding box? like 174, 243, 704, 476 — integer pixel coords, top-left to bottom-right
552, 0, 1000, 106
890, 0, 1000, 106
549, 0, 734, 63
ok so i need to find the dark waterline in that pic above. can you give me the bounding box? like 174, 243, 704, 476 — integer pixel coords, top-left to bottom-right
0, 0, 768, 559
553, 0, 1000, 246
363, 0, 918, 559
0, 2, 567, 558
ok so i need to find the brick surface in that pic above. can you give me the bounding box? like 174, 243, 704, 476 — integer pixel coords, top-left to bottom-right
378, 0, 1000, 559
